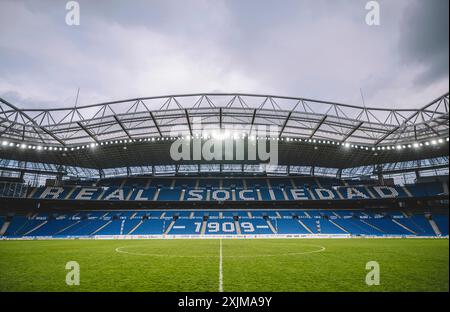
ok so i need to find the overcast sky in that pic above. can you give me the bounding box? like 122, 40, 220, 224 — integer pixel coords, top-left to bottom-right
0, 0, 448, 110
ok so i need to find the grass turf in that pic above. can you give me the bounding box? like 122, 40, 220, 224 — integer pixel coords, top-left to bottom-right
0, 238, 448, 292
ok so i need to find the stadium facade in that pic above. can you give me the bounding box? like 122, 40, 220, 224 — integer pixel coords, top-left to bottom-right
0, 93, 448, 239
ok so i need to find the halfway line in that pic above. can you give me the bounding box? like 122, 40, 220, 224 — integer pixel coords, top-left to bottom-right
219, 239, 223, 292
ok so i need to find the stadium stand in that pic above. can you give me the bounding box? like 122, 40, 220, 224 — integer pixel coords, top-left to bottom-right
0, 208, 447, 238
25, 179, 447, 202
0, 92, 448, 240
433, 215, 449, 236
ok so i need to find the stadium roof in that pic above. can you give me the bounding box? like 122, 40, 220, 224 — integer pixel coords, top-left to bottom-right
0, 92, 448, 170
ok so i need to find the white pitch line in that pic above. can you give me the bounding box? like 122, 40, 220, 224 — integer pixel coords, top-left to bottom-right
115, 244, 326, 258
219, 239, 223, 292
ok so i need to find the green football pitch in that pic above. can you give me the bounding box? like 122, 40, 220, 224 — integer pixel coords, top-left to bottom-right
0, 238, 448, 292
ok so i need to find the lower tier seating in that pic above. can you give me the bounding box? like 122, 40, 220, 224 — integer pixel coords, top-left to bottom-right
0, 210, 447, 238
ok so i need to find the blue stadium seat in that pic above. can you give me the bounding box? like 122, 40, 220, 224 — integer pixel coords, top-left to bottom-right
275, 219, 309, 234
157, 188, 182, 200
198, 178, 221, 189
364, 218, 411, 235
149, 178, 173, 188
244, 178, 267, 188
332, 218, 382, 236
240, 219, 273, 234
173, 178, 197, 188
318, 219, 347, 234
122, 219, 143, 234
1, 210, 447, 238
95, 220, 123, 235
204, 219, 237, 235
29, 219, 77, 237
131, 219, 167, 235
169, 219, 202, 235
394, 216, 435, 236
222, 179, 244, 189
123, 177, 149, 188
433, 215, 449, 235
251, 210, 278, 218
0, 216, 4, 231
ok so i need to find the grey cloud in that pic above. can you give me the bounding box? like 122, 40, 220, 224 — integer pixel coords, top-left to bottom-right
0, 0, 448, 111
399, 0, 449, 86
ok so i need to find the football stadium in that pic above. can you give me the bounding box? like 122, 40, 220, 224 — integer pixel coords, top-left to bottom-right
0, 92, 448, 292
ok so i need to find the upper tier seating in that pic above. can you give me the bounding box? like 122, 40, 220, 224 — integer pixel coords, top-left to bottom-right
28, 180, 447, 202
